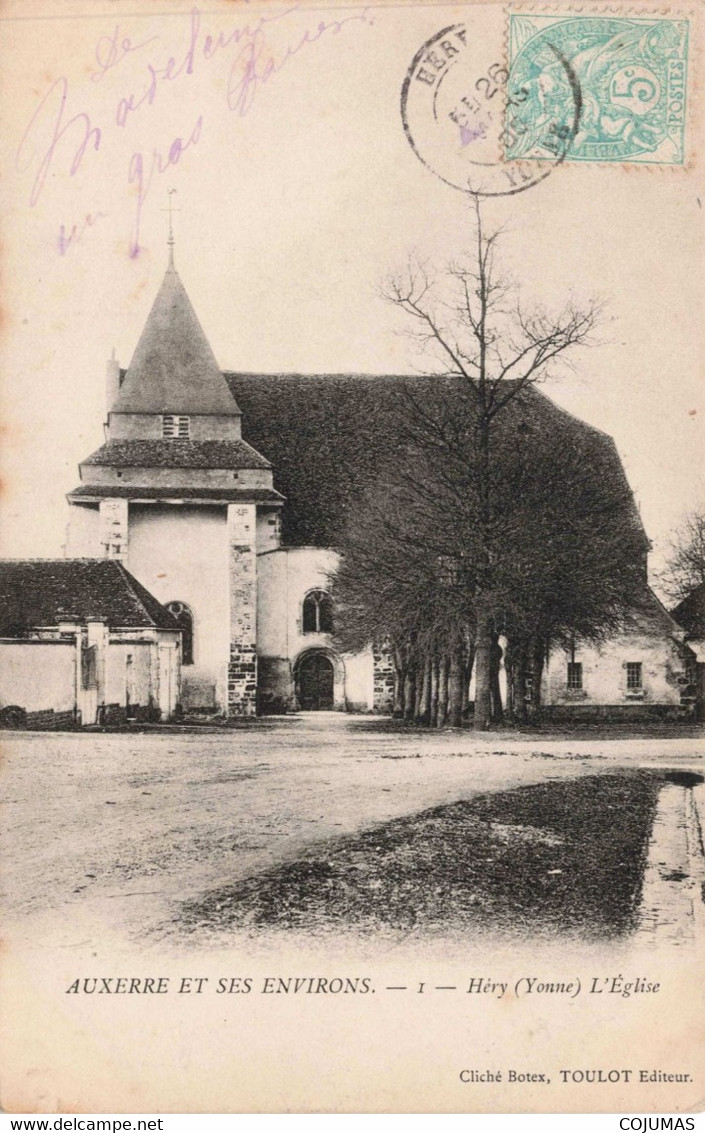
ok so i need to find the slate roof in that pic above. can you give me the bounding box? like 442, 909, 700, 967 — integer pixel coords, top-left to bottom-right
81, 439, 271, 470
224, 372, 647, 549
111, 265, 240, 416
0, 560, 180, 634
671, 582, 705, 639
68, 486, 284, 504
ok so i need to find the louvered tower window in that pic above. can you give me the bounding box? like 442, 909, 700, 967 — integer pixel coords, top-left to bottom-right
163, 415, 190, 438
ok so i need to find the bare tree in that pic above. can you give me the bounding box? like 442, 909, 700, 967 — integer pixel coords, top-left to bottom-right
657, 507, 705, 605
332, 385, 647, 729
382, 199, 602, 730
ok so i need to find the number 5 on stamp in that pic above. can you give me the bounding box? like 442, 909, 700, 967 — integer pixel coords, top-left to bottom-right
506, 13, 690, 165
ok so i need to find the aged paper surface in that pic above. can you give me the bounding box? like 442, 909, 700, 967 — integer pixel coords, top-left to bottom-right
1, 0, 704, 1115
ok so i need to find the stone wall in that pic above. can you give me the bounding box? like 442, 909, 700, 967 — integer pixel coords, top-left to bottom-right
227, 504, 258, 715
373, 643, 396, 713
23, 709, 76, 730
99, 498, 129, 560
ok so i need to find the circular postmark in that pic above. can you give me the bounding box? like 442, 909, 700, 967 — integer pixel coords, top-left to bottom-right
401, 22, 581, 197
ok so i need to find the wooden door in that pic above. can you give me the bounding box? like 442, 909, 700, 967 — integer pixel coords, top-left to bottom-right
298, 653, 334, 710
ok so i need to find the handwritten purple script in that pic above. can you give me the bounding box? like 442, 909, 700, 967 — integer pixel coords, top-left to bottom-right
15, 5, 373, 257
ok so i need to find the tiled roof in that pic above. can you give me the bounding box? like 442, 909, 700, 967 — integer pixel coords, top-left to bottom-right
68, 485, 284, 503
224, 373, 647, 549
672, 582, 705, 638
111, 265, 240, 416
0, 560, 180, 634
82, 439, 271, 469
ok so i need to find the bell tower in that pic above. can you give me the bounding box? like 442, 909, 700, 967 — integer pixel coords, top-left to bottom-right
65, 237, 283, 715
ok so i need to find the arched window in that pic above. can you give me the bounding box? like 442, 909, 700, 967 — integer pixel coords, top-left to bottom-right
302, 590, 333, 634
165, 601, 194, 665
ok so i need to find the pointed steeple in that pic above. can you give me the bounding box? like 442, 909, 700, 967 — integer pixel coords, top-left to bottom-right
111, 263, 241, 417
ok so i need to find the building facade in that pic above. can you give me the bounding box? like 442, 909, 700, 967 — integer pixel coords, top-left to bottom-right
0, 559, 180, 727
64, 253, 374, 715
59, 254, 694, 720
541, 593, 691, 719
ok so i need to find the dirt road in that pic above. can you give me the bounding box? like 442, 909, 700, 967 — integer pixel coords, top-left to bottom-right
1, 716, 702, 951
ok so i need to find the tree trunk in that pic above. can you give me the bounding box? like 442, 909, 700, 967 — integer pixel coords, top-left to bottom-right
413, 670, 423, 721
527, 637, 545, 722
510, 661, 528, 725
429, 655, 439, 727
392, 668, 404, 718
506, 640, 529, 724
473, 605, 493, 730
437, 655, 449, 727
448, 643, 464, 727
418, 654, 432, 725
392, 647, 405, 717
462, 644, 474, 719
505, 642, 515, 721
403, 669, 416, 721
490, 634, 504, 724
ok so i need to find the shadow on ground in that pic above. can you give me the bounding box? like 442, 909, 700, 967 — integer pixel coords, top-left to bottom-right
172, 771, 673, 945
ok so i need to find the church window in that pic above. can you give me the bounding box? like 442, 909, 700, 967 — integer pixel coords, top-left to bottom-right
166, 601, 194, 665
626, 661, 642, 690
302, 590, 333, 634
567, 661, 582, 690
163, 415, 190, 438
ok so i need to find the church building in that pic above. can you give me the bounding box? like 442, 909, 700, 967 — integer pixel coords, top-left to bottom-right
61, 247, 693, 722
65, 247, 374, 716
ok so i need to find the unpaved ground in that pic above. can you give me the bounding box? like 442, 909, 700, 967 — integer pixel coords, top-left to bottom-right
181, 771, 663, 943
1, 715, 703, 952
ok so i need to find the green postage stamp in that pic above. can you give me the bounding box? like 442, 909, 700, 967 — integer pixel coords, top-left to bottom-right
506, 13, 689, 165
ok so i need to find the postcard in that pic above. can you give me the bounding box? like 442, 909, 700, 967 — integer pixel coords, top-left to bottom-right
0, 0, 703, 1115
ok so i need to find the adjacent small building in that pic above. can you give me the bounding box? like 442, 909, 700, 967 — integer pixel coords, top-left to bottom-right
542, 590, 691, 719
0, 559, 181, 727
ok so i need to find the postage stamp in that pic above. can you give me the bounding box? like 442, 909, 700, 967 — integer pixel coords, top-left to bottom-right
506, 13, 690, 165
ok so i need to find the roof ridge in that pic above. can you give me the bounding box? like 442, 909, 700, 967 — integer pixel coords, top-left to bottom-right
111, 560, 152, 625
113, 560, 175, 629
0, 556, 120, 564
527, 384, 613, 441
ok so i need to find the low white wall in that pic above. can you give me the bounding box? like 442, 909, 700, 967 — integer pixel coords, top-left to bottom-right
0, 641, 76, 712
343, 647, 374, 711
105, 642, 153, 708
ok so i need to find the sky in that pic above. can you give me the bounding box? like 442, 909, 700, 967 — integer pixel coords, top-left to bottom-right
1, 0, 703, 586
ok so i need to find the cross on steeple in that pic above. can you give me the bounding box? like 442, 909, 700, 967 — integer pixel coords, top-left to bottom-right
162, 189, 180, 269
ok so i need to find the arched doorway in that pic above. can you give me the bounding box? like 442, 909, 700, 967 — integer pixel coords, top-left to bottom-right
296, 651, 335, 710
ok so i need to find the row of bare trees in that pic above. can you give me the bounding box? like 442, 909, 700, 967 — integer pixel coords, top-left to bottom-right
331, 202, 649, 730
